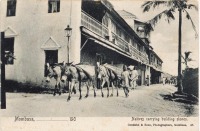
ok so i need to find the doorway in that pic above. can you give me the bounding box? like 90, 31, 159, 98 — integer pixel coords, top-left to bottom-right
44, 50, 58, 76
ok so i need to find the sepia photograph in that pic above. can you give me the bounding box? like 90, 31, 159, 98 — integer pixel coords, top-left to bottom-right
0, 0, 199, 130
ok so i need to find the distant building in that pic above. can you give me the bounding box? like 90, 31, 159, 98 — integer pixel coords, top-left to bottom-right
117, 9, 163, 85
149, 46, 163, 84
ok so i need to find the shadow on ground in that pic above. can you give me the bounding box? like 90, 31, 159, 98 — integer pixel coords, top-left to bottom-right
160, 93, 198, 104
160, 92, 198, 116
4, 80, 69, 94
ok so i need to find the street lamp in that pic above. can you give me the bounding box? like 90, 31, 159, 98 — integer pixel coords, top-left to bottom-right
64, 25, 72, 63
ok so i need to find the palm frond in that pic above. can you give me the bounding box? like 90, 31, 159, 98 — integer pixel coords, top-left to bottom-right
153, 1, 170, 8
184, 9, 198, 37
187, 58, 194, 62
187, 4, 198, 11
148, 8, 175, 27
144, 23, 153, 36
141, 1, 171, 12
172, 0, 190, 10
181, 55, 185, 60
168, 0, 176, 8
185, 51, 192, 59
141, 1, 154, 12
141, 1, 152, 8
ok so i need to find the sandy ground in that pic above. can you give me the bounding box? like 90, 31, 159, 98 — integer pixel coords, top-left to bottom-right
0, 84, 198, 117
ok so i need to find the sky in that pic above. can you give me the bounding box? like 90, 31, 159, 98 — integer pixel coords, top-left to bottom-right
109, 0, 199, 76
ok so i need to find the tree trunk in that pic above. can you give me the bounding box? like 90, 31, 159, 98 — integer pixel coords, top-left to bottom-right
177, 9, 183, 94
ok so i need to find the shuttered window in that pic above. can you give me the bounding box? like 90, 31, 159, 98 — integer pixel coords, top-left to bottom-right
7, 0, 17, 17
48, 0, 60, 13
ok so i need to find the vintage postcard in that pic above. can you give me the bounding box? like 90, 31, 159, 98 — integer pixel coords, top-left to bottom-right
0, 0, 199, 130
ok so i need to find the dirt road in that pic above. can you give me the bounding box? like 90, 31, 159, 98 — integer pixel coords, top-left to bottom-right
0, 84, 198, 117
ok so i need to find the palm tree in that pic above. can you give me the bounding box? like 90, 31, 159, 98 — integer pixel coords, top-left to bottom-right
181, 51, 194, 69
141, 0, 198, 94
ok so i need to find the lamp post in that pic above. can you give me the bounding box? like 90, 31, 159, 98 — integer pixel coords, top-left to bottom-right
1, 32, 6, 109
64, 25, 72, 63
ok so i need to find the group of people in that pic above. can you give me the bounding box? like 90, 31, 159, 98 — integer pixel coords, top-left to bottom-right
120, 65, 139, 97
162, 77, 177, 85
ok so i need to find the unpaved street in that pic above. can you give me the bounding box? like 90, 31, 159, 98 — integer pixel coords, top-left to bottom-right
1, 84, 198, 117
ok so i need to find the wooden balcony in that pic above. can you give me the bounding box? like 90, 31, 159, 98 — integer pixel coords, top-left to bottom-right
129, 44, 140, 58
111, 32, 129, 52
81, 11, 149, 64
129, 45, 148, 64
139, 51, 148, 63
150, 62, 162, 71
81, 11, 108, 38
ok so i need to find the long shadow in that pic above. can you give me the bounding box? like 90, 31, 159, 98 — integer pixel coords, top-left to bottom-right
160, 93, 198, 104
4, 80, 69, 94
182, 104, 197, 116
160, 93, 198, 116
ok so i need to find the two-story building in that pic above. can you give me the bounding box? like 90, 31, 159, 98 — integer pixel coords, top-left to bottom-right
0, 0, 161, 87
117, 9, 162, 85
81, 1, 150, 85
149, 46, 163, 84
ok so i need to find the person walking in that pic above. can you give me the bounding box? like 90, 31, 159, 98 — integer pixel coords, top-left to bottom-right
120, 65, 130, 97
96, 62, 101, 89
162, 77, 166, 85
145, 75, 149, 86
129, 66, 138, 90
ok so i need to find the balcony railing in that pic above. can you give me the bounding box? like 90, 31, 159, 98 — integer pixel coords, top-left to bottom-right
129, 44, 148, 63
81, 11, 108, 37
81, 11, 149, 64
129, 44, 140, 58
139, 52, 148, 63
150, 62, 162, 71
111, 32, 129, 52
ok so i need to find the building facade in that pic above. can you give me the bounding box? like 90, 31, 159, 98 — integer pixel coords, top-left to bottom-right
0, 0, 162, 86
149, 47, 163, 84
117, 9, 163, 85
1, 0, 82, 86
81, 1, 150, 86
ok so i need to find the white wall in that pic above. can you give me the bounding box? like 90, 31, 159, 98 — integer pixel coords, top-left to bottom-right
0, 0, 82, 84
